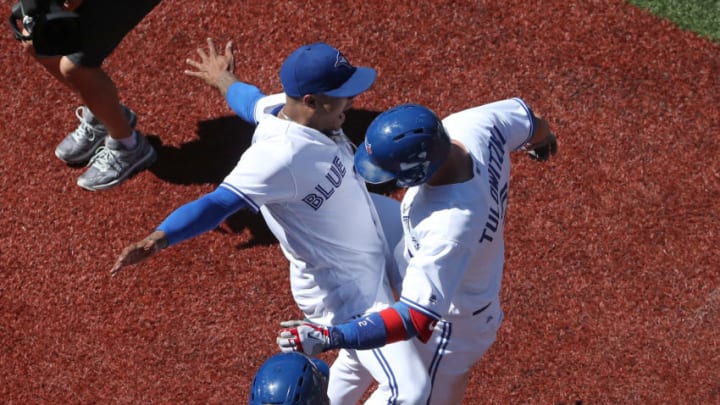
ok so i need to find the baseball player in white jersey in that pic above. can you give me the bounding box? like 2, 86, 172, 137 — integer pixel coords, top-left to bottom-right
111, 40, 429, 404
277, 98, 557, 404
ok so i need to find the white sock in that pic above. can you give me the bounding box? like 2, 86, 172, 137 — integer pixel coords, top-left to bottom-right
116, 131, 138, 149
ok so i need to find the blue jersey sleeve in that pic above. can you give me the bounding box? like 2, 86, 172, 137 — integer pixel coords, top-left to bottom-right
225, 81, 265, 124
157, 186, 248, 247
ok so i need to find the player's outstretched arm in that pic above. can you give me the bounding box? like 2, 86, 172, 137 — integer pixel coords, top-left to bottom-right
111, 231, 168, 276
110, 187, 248, 277
184, 38, 237, 96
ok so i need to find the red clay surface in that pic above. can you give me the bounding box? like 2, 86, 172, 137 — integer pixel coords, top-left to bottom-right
1, 0, 718, 403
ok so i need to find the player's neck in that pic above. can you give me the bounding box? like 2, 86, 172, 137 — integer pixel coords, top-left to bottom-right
427, 141, 472, 186
278, 102, 315, 128
279, 107, 307, 125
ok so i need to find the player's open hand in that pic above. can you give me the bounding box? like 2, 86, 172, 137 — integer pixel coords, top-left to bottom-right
277, 320, 333, 356
184, 38, 236, 93
111, 231, 168, 277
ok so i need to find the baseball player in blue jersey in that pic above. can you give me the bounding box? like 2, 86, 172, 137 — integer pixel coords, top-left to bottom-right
277, 99, 557, 404
111, 40, 429, 404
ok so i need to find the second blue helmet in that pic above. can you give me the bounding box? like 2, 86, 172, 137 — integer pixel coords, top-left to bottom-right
355, 104, 451, 187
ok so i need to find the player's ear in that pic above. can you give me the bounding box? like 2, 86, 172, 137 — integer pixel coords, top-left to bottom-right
303, 94, 318, 109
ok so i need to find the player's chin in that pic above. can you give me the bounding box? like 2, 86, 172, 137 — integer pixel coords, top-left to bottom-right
329, 118, 345, 132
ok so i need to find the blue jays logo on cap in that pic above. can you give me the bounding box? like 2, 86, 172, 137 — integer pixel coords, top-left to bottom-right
335, 52, 352, 69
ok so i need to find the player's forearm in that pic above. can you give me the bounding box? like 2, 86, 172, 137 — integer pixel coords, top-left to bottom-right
157, 187, 247, 247
329, 301, 436, 350
143, 230, 169, 250
330, 311, 402, 350
225, 81, 265, 123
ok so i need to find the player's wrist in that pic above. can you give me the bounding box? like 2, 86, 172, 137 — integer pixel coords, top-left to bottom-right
327, 326, 344, 349
215, 71, 239, 96
147, 230, 169, 251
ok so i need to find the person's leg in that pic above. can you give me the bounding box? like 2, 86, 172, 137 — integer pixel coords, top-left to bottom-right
29, 0, 159, 135
360, 340, 431, 405
422, 303, 503, 405
65, 57, 154, 190
64, 0, 161, 189
21, 42, 136, 165
33, 55, 74, 89
53, 55, 138, 166
59, 57, 133, 142
327, 349, 373, 405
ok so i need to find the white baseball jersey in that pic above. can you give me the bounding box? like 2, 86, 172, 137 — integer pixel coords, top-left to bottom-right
398, 97, 532, 318
221, 93, 394, 325
396, 98, 534, 404
220, 93, 431, 404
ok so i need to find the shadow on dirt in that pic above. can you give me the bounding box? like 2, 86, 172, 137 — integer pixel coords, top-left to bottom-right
148, 115, 255, 185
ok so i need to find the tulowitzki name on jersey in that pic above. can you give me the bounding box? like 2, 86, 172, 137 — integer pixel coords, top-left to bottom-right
479, 126, 509, 244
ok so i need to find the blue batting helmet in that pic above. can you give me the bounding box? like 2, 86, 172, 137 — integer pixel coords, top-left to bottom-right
354, 104, 451, 187
249, 352, 330, 405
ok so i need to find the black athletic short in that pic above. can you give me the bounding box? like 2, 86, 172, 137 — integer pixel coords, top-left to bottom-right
66, 0, 162, 67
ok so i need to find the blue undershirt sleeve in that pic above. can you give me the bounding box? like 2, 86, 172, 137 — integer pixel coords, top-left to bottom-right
330, 301, 420, 350
225, 81, 265, 124
157, 187, 248, 247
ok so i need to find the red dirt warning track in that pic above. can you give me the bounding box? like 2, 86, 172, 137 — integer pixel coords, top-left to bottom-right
1, 0, 718, 403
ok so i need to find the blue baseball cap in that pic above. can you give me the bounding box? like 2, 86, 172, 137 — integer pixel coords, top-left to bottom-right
280, 43, 377, 98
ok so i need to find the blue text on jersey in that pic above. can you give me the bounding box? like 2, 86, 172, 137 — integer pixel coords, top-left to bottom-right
302, 155, 347, 210
479, 126, 509, 243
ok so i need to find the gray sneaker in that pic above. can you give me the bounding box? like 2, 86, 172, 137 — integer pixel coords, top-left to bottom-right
55, 105, 137, 165
76, 132, 156, 191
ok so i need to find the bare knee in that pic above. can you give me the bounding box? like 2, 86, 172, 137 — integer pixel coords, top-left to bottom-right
59, 57, 109, 90
58, 56, 82, 81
